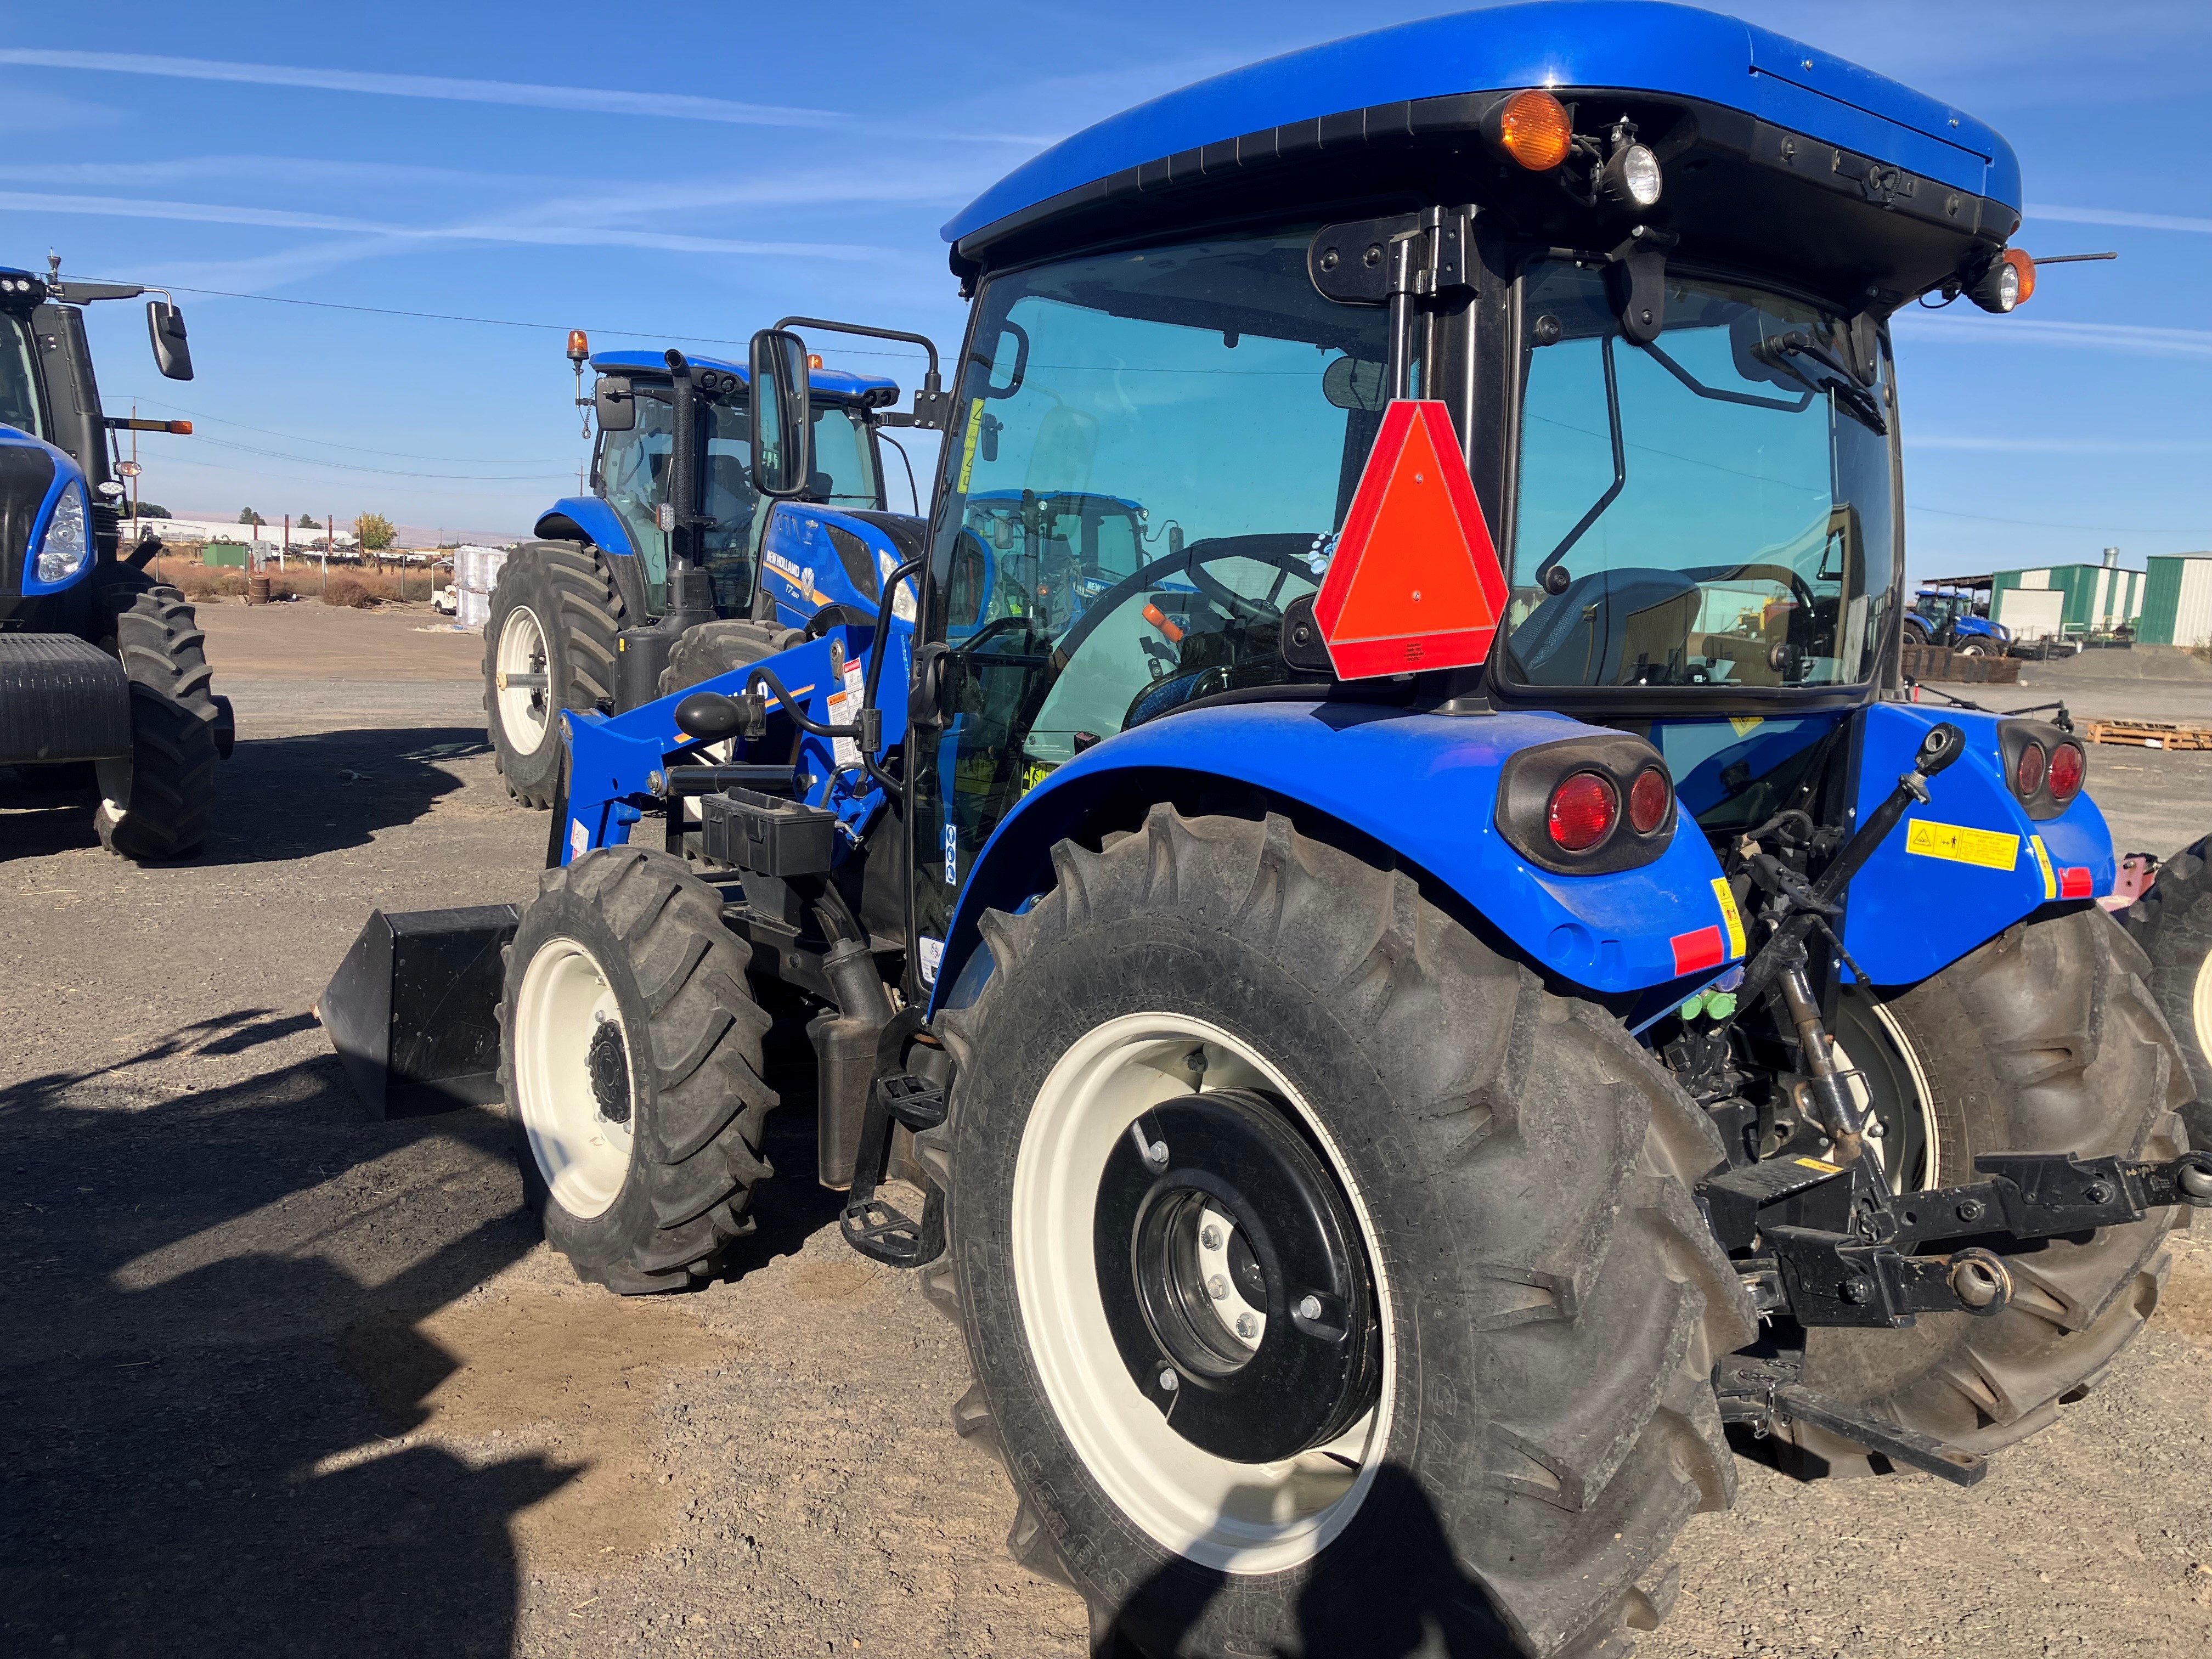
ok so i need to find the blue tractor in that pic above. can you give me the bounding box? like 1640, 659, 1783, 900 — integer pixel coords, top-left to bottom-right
478, 334, 924, 808
0, 259, 232, 859
329, 6, 2208, 1652
1903, 580, 2007, 655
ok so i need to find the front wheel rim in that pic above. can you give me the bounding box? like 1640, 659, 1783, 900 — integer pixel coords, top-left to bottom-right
2192, 943, 2212, 1079
513, 936, 635, 1218
1010, 1012, 1392, 1575
495, 603, 552, 756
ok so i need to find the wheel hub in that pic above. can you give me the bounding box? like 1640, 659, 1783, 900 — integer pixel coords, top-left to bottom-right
1094, 1087, 1380, 1464
588, 1019, 631, 1125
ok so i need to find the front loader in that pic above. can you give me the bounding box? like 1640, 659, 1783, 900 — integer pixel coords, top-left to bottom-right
326, 5, 2209, 1654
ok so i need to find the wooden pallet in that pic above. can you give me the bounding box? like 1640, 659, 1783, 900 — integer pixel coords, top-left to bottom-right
2084, 719, 2212, 752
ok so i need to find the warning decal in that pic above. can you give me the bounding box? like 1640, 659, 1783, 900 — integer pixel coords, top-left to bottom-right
1313, 399, 1508, 679
1905, 818, 2019, 872
2028, 834, 2058, 900
1711, 877, 1747, 960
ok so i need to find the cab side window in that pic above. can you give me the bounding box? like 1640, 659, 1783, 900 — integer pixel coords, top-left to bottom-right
596, 391, 674, 608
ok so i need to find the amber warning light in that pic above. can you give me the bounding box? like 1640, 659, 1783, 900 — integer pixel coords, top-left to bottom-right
567, 329, 590, 363
1488, 89, 1573, 171
1312, 400, 1510, 679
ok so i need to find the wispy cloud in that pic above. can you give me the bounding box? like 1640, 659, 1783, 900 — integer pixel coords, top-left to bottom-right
1897, 313, 2212, 360
0, 48, 1052, 146
2025, 204, 2212, 235
0, 190, 887, 261
1910, 434, 2212, 453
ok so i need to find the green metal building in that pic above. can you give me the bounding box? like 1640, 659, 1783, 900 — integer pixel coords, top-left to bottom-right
1990, 560, 2146, 641
2137, 554, 2212, 649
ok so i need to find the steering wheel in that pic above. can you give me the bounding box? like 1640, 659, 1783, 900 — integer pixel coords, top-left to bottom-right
1181, 537, 1314, 625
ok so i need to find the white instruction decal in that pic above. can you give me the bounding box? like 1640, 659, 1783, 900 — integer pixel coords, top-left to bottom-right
825, 656, 866, 770
569, 819, 589, 861
918, 935, 945, 985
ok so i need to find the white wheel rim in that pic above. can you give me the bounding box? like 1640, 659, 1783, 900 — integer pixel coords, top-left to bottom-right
512, 936, 634, 1218
495, 603, 552, 756
1011, 1012, 1392, 1575
2192, 944, 2212, 1079
1836, 1002, 1943, 1194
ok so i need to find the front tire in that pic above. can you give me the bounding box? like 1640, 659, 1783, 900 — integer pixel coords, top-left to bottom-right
923, 808, 1754, 1657
483, 542, 624, 808
2122, 834, 2212, 1147
1803, 909, 2191, 1465
500, 848, 778, 1293
657, 618, 803, 698
92, 579, 219, 861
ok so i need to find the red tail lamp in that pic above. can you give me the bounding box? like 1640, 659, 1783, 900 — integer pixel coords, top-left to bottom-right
1547, 771, 1618, 851
2047, 741, 2085, 803
1628, 766, 1672, 835
1489, 89, 1574, 172
2014, 741, 2046, 798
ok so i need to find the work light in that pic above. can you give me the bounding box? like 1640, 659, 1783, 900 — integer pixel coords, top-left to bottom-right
1600, 143, 1663, 208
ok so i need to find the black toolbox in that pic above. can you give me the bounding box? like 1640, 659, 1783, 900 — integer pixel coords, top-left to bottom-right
701, 786, 837, 877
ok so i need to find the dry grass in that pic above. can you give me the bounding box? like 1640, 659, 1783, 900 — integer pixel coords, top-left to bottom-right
323, 574, 376, 608
147, 552, 445, 606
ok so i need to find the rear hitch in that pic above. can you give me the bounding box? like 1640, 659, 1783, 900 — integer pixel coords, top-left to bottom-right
1716, 1353, 1987, 1486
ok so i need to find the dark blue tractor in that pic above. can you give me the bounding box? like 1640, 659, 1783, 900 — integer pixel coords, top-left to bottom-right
479, 335, 922, 808
0, 260, 231, 859
330, 6, 2209, 1652
1903, 584, 2007, 654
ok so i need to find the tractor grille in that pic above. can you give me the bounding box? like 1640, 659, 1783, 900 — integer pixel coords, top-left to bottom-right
0, 442, 57, 598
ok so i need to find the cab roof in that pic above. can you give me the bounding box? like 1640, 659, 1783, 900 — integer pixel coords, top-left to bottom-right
588, 349, 898, 404
946, 2, 2018, 260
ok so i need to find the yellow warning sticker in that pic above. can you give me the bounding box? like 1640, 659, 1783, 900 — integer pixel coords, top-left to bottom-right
1711, 876, 1747, 959
1905, 818, 2020, 873
956, 396, 986, 493
1729, 715, 1764, 738
1794, 1156, 1843, 1175
2028, 834, 2058, 900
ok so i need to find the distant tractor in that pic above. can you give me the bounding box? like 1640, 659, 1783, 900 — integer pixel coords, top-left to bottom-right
0, 259, 232, 859
481, 334, 913, 808
1903, 582, 2007, 656
330, 9, 2210, 1655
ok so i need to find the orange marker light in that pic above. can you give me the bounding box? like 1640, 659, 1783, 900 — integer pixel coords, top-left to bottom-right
1492, 89, 1573, 171
567, 328, 590, 362
166, 420, 193, 435
2003, 248, 2036, 307
808, 353, 824, 369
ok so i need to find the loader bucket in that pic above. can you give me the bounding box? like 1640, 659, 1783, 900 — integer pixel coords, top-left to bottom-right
317, 905, 519, 1118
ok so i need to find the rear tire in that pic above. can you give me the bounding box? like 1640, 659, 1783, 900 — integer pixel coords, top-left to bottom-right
1802, 908, 2191, 1466
2122, 834, 2212, 1147
1953, 637, 1991, 657
92, 579, 219, 861
483, 542, 624, 809
499, 847, 778, 1293
657, 618, 803, 698
922, 808, 1754, 1657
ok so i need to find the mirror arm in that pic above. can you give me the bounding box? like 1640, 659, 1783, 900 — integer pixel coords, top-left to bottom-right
775, 314, 952, 430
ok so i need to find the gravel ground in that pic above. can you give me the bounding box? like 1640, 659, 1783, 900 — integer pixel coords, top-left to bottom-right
1, 618, 2204, 1658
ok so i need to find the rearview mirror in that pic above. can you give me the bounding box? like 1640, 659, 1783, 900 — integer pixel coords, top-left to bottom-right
147, 300, 193, 380
594, 375, 635, 432
748, 328, 811, 499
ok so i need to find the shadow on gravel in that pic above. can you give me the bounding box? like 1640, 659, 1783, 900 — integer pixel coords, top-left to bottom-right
0, 1031, 554, 1658
0, 727, 488, 867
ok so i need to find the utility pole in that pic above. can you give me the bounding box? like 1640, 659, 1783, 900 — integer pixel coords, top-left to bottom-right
283, 512, 291, 576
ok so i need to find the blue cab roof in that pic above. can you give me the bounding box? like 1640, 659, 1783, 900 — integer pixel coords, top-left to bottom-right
946, 2, 2018, 249
589, 349, 898, 403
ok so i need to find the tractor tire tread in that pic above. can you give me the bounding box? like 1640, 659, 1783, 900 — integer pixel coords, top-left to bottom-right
2120, 834, 2212, 1143
92, 578, 220, 861
657, 619, 806, 699
483, 542, 624, 809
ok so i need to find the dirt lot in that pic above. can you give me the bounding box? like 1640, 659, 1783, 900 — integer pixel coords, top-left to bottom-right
2, 607, 2207, 1658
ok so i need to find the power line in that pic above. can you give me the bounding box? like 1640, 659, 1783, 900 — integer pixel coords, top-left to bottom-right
114, 392, 573, 464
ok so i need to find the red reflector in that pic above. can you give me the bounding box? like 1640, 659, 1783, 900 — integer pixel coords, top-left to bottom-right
2047, 742, 2085, 801
1671, 926, 1726, 977
1547, 771, 1617, 851
2015, 742, 2046, 798
2059, 866, 2094, 899
1313, 400, 1510, 679
1628, 766, 1671, 835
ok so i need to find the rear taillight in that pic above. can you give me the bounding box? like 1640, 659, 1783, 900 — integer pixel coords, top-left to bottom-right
1548, 772, 1618, 851
2047, 741, 2085, 803
2014, 742, 2046, 798
1627, 766, 1671, 836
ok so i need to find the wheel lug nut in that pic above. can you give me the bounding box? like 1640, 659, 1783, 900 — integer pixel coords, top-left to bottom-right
1158, 1368, 1178, 1392
1296, 1295, 1323, 1321
1207, 1274, 1229, 1301
1200, 1226, 1222, 1251
1234, 1313, 1259, 1340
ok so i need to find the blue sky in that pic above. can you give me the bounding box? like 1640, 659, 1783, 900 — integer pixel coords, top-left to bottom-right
2, 0, 2205, 572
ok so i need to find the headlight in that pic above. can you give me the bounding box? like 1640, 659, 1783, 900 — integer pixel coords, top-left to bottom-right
35, 482, 91, 588
1600, 143, 1663, 209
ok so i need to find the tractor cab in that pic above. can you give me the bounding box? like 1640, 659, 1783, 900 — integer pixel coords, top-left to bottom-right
535, 346, 899, 625
1906, 575, 2006, 652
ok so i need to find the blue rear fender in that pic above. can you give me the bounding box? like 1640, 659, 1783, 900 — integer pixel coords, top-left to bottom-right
534, 495, 636, 561
1838, 703, 2113, 984
930, 699, 1745, 1012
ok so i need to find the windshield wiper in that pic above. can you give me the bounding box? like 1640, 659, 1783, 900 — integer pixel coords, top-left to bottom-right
1754, 332, 1888, 436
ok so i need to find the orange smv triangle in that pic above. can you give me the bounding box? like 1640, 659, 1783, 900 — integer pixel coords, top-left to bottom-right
1312, 399, 1508, 680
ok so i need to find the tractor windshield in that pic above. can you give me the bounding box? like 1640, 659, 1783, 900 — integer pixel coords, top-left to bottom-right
1499, 262, 1896, 693
0, 313, 43, 437
914, 228, 1390, 930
